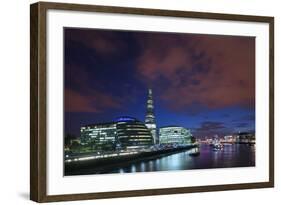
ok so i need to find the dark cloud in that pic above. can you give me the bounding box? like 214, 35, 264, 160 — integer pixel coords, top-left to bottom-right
63, 63, 123, 113
65, 28, 129, 57
65, 88, 121, 113
193, 121, 232, 137
64, 28, 256, 137
135, 33, 255, 113
65, 29, 255, 115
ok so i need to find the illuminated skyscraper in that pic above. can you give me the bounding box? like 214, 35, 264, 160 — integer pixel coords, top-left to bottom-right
145, 89, 157, 144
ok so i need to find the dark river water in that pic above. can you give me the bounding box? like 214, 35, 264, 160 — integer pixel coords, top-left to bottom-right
89, 144, 255, 174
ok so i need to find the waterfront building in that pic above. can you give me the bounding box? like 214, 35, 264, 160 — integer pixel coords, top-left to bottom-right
80, 116, 154, 151
116, 116, 154, 150
80, 122, 117, 151
223, 135, 235, 143
235, 132, 255, 144
159, 126, 192, 145
145, 89, 157, 144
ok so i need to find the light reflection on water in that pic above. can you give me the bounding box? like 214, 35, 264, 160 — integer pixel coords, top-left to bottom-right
109, 144, 255, 174
131, 165, 136, 173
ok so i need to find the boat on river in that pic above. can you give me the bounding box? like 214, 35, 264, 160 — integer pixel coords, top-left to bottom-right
213, 143, 223, 151
189, 146, 200, 156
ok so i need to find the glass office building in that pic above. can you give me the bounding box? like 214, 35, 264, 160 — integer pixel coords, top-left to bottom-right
80, 117, 154, 151
116, 117, 154, 150
80, 122, 117, 150
159, 126, 192, 145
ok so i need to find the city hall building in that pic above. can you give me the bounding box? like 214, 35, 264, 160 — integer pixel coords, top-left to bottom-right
116, 117, 154, 149
159, 126, 192, 145
80, 117, 154, 150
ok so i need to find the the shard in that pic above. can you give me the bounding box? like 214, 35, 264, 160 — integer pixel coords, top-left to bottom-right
145, 89, 158, 144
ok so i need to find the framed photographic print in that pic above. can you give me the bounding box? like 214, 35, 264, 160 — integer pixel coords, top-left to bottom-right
30, 1, 274, 202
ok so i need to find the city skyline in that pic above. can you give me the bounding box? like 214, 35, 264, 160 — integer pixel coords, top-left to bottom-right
64, 28, 255, 138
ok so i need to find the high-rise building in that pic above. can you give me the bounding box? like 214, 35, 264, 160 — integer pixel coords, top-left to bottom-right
159, 126, 192, 145
145, 88, 157, 144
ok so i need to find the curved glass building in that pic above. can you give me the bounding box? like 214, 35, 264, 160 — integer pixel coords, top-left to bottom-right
115, 116, 154, 150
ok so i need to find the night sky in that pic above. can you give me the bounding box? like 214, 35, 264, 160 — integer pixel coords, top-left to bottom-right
64, 28, 255, 138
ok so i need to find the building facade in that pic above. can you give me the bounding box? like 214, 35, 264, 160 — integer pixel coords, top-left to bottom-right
80, 122, 117, 151
223, 135, 235, 143
145, 89, 157, 144
235, 132, 255, 144
80, 117, 154, 151
116, 117, 154, 150
159, 126, 192, 145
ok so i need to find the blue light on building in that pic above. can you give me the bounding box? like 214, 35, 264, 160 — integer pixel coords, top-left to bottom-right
114, 116, 136, 122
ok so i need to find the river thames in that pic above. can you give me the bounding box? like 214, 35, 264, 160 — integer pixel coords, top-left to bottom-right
67, 144, 255, 175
